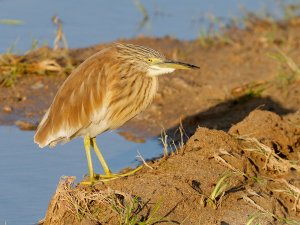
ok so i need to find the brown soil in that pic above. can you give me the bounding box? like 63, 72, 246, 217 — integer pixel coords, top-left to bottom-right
1, 18, 300, 224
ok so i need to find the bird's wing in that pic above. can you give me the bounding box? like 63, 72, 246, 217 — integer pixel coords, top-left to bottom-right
34, 47, 116, 147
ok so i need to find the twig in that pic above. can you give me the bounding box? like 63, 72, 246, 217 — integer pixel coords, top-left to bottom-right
160, 128, 169, 158
242, 195, 269, 213
136, 150, 153, 169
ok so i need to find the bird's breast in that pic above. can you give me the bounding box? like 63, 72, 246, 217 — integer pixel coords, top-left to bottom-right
105, 75, 158, 130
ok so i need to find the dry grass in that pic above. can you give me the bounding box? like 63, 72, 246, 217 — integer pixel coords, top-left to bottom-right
273, 179, 300, 212
242, 195, 300, 225
207, 135, 300, 224
0, 14, 74, 87
237, 136, 300, 172
268, 48, 300, 87
0, 48, 73, 87
160, 128, 169, 158
42, 176, 165, 225
159, 122, 189, 159
213, 149, 246, 177
0, 19, 24, 25
231, 136, 300, 224
52, 15, 68, 51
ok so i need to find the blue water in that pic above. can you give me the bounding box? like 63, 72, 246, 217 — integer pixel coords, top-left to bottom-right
0, 0, 293, 53
0, 126, 162, 225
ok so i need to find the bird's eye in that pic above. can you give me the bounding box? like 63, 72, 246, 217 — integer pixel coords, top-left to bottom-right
148, 58, 152, 62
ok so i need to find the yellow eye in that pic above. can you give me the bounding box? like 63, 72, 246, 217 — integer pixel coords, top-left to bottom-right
148, 58, 153, 62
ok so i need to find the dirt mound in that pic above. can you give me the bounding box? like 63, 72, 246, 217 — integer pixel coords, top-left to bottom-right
41, 110, 300, 225
229, 110, 300, 161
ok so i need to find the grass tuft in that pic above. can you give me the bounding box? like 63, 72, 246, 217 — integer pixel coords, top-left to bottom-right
206, 172, 231, 209
43, 176, 165, 224
268, 48, 300, 86
0, 19, 24, 25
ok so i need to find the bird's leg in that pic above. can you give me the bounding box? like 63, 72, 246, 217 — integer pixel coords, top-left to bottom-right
91, 137, 143, 181
80, 134, 96, 185
91, 137, 112, 176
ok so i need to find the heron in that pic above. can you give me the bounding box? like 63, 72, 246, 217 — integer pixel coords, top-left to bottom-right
34, 43, 199, 184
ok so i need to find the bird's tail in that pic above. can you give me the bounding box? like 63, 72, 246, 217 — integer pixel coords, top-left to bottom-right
34, 110, 50, 148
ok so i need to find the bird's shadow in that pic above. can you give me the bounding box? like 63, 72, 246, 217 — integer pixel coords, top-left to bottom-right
163, 93, 294, 144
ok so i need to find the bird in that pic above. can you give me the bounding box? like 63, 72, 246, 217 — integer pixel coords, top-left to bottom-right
34, 43, 199, 184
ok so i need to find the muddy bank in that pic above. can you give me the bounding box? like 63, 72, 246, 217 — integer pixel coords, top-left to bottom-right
41, 109, 300, 225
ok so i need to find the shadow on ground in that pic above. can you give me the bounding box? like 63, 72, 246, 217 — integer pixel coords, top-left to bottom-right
165, 94, 294, 143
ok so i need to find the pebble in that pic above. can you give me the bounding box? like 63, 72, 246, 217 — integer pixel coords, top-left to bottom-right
3, 105, 12, 113
14, 93, 27, 102
31, 81, 44, 90
15, 120, 38, 131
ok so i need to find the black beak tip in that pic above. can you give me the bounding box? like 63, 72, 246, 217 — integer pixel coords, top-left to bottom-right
190, 64, 200, 69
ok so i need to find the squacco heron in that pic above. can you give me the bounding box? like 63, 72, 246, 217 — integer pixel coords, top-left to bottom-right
34, 43, 199, 184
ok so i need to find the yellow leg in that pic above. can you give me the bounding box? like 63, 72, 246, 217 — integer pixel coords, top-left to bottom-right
81, 134, 95, 185
91, 137, 112, 176
91, 137, 143, 181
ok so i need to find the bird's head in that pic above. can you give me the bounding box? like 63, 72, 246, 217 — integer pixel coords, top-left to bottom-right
115, 43, 199, 76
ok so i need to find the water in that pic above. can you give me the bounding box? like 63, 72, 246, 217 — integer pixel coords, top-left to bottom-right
0, 126, 162, 225
0, 0, 292, 53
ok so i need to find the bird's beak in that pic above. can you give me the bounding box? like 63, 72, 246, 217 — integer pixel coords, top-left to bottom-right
158, 60, 200, 70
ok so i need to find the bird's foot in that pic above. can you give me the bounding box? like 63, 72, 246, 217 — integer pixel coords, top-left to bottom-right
79, 177, 99, 185
95, 165, 143, 182
79, 165, 143, 185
